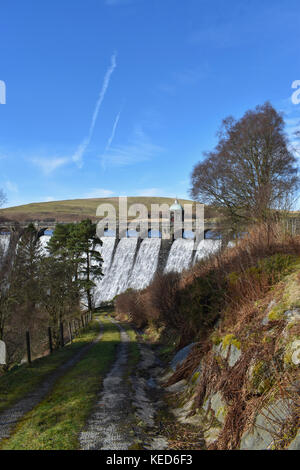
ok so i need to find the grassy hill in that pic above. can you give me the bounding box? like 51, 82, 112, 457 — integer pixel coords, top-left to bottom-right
0, 197, 198, 223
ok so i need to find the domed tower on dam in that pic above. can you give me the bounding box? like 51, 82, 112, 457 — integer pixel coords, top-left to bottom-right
169, 199, 183, 223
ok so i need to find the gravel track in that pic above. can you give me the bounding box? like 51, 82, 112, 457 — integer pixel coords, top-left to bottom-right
79, 319, 168, 450
0, 322, 103, 442
79, 319, 136, 450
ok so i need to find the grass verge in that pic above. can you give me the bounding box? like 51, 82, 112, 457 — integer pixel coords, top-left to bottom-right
122, 323, 140, 376
0, 321, 101, 414
0, 316, 120, 450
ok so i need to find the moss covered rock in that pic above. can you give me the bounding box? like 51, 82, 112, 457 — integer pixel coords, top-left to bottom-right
240, 398, 293, 450
213, 334, 242, 367
203, 391, 227, 425
247, 360, 275, 395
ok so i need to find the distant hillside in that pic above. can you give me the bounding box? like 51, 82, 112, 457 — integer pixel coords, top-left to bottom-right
0, 197, 203, 223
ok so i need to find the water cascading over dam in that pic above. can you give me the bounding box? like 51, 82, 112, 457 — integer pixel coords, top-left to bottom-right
164, 238, 195, 273
93, 236, 221, 305
0, 233, 222, 306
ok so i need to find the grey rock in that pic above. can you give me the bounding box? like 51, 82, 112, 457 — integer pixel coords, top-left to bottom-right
284, 308, 300, 324
210, 392, 227, 424
165, 379, 187, 394
240, 398, 293, 450
214, 342, 241, 367
170, 343, 197, 372
291, 340, 300, 365
288, 430, 300, 450
172, 396, 201, 426
203, 391, 227, 425
204, 427, 221, 446
227, 344, 242, 367
144, 436, 169, 450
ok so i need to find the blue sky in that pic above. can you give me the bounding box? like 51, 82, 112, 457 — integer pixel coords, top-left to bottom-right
0, 0, 300, 208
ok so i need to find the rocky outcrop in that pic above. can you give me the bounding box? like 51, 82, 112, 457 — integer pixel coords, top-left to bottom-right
240, 399, 293, 450
163, 284, 300, 450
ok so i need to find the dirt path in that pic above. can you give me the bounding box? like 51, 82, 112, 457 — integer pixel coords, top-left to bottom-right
79, 318, 168, 450
0, 322, 103, 443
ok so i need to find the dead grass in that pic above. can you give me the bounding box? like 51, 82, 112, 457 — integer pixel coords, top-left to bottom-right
128, 222, 300, 450
117, 222, 300, 348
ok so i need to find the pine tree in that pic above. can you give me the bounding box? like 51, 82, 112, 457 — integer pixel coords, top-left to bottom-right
48, 220, 103, 312
69, 220, 103, 312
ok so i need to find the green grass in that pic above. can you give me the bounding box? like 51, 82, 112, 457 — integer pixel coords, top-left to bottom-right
123, 323, 140, 375
0, 322, 100, 415
0, 196, 195, 222
0, 316, 123, 450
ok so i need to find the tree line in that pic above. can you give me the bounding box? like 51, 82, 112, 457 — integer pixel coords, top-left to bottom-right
0, 219, 103, 367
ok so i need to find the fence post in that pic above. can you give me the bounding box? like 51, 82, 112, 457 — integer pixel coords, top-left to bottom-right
68, 322, 73, 343
48, 327, 53, 354
26, 331, 31, 364
60, 322, 64, 348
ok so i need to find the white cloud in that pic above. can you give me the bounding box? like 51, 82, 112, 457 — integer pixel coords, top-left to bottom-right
31, 157, 70, 175
278, 97, 300, 155
135, 188, 164, 197
72, 53, 117, 167
84, 188, 115, 198
4, 180, 18, 193
101, 125, 164, 167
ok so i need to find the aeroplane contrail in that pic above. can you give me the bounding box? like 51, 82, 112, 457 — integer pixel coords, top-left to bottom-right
72, 52, 117, 166
101, 110, 122, 170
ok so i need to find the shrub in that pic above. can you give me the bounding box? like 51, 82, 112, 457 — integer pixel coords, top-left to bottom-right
116, 223, 300, 348
115, 289, 147, 328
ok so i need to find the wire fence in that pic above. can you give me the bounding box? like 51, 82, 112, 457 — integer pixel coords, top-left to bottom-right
24, 311, 93, 364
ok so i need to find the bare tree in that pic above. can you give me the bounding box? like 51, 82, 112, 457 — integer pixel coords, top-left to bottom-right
38, 256, 81, 348
190, 103, 299, 223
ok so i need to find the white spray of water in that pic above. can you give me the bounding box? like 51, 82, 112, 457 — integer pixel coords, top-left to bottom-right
164, 239, 195, 273
193, 239, 222, 263
93, 237, 117, 304
95, 238, 138, 304
0, 234, 10, 257
128, 238, 161, 290
39, 235, 51, 255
